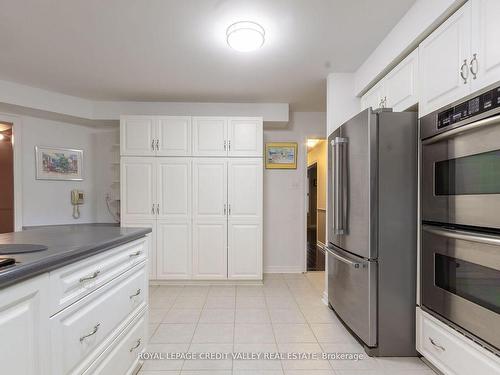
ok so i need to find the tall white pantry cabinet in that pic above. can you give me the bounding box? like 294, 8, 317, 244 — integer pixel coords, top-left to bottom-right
120, 116, 263, 281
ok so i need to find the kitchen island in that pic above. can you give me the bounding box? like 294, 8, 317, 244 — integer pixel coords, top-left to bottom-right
0, 224, 151, 375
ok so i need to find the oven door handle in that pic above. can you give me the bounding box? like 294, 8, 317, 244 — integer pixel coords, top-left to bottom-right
422, 113, 500, 145
423, 225, 500, 246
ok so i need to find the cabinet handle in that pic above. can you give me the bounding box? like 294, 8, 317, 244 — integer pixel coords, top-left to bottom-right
80, 323, 101, 342
129, 250, 142, 258
151, 139, 155, 151
224, 140, 227, 151
155, 139, 159, 150
470, 53, 478, 80
129, 338, 142, 352
428, 337, 446, 352
129, 288, 141, 299
79, 270, 100, 283
460, 59, 469, 84
228, 204, 231, 215
228, 140, 231, 151
156, 203, 159, 214
151, 204, 155, 214
223, 203, 227, 215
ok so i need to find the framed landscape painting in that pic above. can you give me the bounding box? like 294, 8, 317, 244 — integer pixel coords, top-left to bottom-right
265, 142, 298, 169
35, 146, 83, 181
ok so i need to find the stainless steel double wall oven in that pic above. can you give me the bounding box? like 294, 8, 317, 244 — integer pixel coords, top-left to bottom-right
420, 84, 500, 355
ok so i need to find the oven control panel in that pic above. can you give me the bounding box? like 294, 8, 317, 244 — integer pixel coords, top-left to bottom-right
437, 86, 500, 129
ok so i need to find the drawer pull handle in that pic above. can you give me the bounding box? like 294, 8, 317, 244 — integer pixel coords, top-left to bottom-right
79, 270, 100, 283
129, 338, 142, 352
129, 288, 141, 299
429, 337, 446, 352
129, 251, 142, 258
80, 323, 101, 343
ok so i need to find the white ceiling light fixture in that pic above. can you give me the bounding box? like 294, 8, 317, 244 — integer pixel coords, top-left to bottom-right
226, 21, 265, 52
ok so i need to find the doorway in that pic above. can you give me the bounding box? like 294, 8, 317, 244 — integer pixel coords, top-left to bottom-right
0, 122, 14, 233
306, 139, 326, 272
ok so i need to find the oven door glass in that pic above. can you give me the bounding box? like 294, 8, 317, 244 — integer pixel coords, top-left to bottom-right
422, 117, 500, 229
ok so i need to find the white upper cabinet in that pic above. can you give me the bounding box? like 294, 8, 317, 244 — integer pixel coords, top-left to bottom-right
157, 158, 191, 220
384, 49, 419, 111
228, 118, 263, 157
121, 157, 156, 220
192, 159, 227, 221
227, 158, 263, 220
471, 0, 500, 92
157, 220, 192, 279
419, 1, 472, 117
156, 117, 191, 156
192, 117, 228, 156
361, 82, 384, 111
120, 116, 156, 156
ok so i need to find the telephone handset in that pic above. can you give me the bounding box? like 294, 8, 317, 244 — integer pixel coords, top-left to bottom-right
71, 190, 84, 219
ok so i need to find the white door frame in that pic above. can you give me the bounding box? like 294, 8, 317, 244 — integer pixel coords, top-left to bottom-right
0, 113, 23, 231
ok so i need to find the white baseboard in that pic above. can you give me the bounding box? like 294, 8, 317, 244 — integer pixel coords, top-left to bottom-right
264, 266, 304, 274
149, 279, 263, 286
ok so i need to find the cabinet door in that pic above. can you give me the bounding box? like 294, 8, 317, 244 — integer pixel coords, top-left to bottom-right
228, 117, 263, 157
0, 274, 50, 375
192, 159, 227, 221
121, 221, 156, 280
192, 220, 227, 279
192, 117, 228, 156
228, 220, 262, 280
385, 49, 419, 111
157, 158, 191, 221
157, 220, 192, 279
418, 2, 472, 117
120, 116, 155, 156
471, 0, 500, 92
227, 158, 262, 221
156, 116, 191, 156
121, 157, 156, 220
360, 82, 384, 111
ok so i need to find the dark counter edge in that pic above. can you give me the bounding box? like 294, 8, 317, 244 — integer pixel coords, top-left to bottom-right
0, 228, 151, 289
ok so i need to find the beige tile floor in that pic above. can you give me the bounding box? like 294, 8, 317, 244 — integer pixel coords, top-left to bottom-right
141, 273, 434, 375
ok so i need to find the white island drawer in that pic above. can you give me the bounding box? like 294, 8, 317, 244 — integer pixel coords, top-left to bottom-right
416, 308, 500, 375
83, 308, 147, 375
49, 238, 146, 315
50, 262, 147, 375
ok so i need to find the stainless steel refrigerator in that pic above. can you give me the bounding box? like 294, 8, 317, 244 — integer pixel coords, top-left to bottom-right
327, 108, 417, 356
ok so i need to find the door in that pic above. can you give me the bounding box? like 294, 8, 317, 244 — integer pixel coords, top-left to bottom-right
156, 116, 191, 156
327, 245, 377, 347
227, 158, 262, 220
157, 220, 192, 279
0, 274, 50, 375
384, 49, 419, 111
192, 159, 227, 220
471, 0, 500, 92
157, 158, 191, 221
361, 82, 384, 111
418, 2, 472, 117
228, 117, 263, 156
192, 117, 227, 156
120, 116, 156, 156
121, 157, 156, 220
328, 109, 377, 259
192, 220, 227, 279
228, 221, 262, 279
121, 220, 156, 280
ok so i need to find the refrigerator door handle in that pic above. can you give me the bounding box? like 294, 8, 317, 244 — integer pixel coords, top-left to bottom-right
332, 137, 348, 235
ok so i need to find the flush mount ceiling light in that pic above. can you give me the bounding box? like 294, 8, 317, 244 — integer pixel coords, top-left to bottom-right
226, 21, 265, 52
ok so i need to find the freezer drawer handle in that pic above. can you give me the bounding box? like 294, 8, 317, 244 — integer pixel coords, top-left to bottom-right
327, 248, 361, 269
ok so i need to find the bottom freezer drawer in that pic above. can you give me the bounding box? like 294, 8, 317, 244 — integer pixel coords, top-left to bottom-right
327, 245, 377, 347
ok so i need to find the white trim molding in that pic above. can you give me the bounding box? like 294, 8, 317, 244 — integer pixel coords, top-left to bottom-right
263, 266, 305, 274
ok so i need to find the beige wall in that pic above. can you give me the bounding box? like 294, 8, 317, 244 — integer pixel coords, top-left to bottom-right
307, 140, 327, 245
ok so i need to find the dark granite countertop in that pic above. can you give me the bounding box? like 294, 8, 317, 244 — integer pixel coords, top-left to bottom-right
0, 224, 151, 289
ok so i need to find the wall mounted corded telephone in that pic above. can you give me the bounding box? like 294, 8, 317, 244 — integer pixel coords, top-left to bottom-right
71, 190, 84, 219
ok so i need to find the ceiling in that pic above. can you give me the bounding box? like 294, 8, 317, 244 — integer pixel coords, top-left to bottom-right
0, 0, 416, 111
